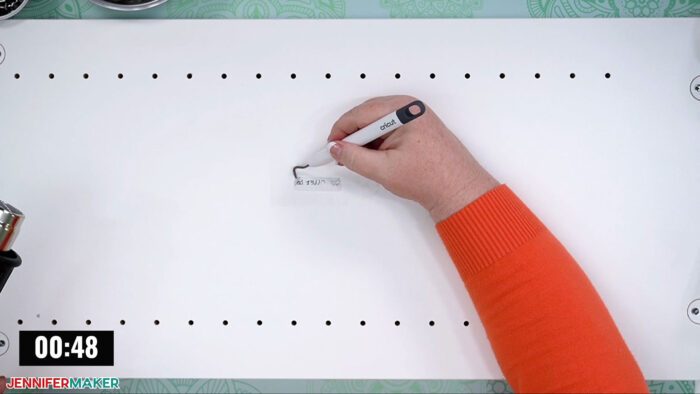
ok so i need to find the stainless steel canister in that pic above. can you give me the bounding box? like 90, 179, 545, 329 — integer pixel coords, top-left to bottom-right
0, 200, 24, 252
89, 0, 169, 11
0, 0, 29, 20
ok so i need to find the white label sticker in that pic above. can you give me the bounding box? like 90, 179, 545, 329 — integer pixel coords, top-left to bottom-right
294, 176, 342, 192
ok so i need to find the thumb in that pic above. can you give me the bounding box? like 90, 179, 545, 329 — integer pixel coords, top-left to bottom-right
330, 141, 389, 183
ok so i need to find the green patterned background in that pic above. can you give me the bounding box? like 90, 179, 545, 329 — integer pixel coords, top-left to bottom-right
6, 0, 700, 392
13, 0, 700, 19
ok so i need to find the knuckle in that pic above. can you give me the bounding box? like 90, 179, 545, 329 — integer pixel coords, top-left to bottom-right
363, 95, 391, 104
348, 105, 362, 120
364, 100, 384, 114
338, 107, 357, 121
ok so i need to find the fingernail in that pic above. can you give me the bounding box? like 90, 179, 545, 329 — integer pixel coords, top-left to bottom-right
329, 142, 341, 159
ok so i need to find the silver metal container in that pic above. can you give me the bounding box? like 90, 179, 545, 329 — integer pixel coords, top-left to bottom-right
0, 200, 23, 293
89, 0, 168, 12
0, 0, 29, 20
0, 200, 24, 252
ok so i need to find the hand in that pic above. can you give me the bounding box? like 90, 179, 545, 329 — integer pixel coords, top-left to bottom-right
328, 95, 499, 222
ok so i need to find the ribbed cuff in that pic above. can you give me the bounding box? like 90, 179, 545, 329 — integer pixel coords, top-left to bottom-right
436, 185, 544, 277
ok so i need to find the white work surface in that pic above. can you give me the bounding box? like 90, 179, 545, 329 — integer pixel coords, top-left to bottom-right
0, 19, 699, 380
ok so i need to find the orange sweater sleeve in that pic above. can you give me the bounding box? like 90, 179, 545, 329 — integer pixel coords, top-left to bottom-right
437, 185, 647, 393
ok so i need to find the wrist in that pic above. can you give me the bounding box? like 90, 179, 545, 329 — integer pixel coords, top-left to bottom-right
428, 170, 499, 223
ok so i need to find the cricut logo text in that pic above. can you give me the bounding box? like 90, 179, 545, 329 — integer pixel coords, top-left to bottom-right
380, 119, 396, 130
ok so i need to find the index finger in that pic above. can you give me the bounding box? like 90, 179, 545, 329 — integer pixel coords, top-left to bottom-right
327, 95, 417, 142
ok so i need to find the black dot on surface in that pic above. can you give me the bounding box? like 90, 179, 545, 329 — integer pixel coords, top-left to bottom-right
14, 73, 20, 79
394, 320, 400, 326
17, 319, 23, 325
256, 73, 262, 79
117, 73, 124, 79
360, 73, 366, 79
394, 73, 401, 79
152, 73, 158, 79
605, 72, 611, 79
187, 73, 193, 79
154, 319, 160, 325
223, 320, 229, 326
291, 320, 297, 326
499, 73, 506, 79
463, 320, 470, 327
692, 308, 699, 315
464, 73, 471, 79
325, 320, 331, 326
290, 73, 296, 79
257, 320, 263, 326
85, 319, 92, 326
83, 73, 89, 79
49, 73, 55, 79
51, 319, 57, 325
429, 320, 435, 326
535, 73, 541, 79
570, 73, 576, 79
120, 320, 126, 325
325, 73, 331, 79
188, 320, 194, 326
221, 73, 227, 79
360, 320, 366, 326
430, 73, 436, 79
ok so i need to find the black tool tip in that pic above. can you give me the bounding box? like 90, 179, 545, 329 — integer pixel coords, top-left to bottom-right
293, 165, 309, 179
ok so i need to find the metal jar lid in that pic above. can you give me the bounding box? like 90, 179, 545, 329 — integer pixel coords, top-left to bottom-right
0, 200, 24, 252
0, 0, 29, 20
89, 0, 169, 11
